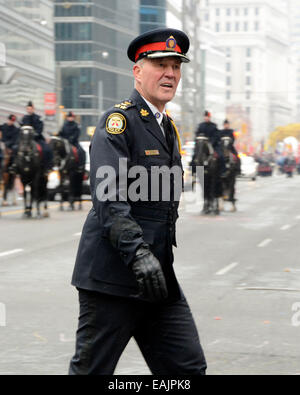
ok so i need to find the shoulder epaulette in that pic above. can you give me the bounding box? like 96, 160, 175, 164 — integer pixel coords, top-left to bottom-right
114, 100, 135, 111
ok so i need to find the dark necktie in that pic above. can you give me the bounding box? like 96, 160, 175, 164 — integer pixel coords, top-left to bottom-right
162, 114, 174, 152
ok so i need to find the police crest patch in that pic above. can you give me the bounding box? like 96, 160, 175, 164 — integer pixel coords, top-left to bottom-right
106, 113, 126, 134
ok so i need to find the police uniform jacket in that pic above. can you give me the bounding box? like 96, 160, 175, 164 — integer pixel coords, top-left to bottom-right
21, 113, 44, 141
71, 89, 183, 301
196, 121, 220, 149
220, 128, 235, 142
220, 128, 238, 156
0, 123, 19, 150
59, 121, 81, 146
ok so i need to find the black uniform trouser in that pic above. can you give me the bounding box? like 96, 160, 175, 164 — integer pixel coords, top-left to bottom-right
69, 288, 207, 375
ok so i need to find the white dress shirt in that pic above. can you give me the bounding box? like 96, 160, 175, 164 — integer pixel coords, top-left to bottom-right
141, 96, 166, 137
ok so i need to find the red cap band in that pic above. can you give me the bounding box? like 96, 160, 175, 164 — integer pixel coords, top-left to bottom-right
135, 42, 182, 62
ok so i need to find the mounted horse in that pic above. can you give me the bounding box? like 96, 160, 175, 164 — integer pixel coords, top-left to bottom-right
219, 136, 239, 212
191, 135, 220, 215
49, 136, 85, 211
14, 126, 49, 218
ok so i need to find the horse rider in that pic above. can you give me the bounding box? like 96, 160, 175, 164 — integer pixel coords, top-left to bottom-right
21, 101, 53, 172
58, 111, 86, 167
0, 114, 20, 171
219, 119, 241, 173
195, 110, 226, 176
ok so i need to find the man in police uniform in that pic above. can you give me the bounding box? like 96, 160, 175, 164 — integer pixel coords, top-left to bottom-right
69, 28, 207, 375
21, 101, 53, 171
0, 115, 20, 169
196, 111, 219, 148
58, 111, 86, 167
195, 111, 226, 176
220, 119, 238, 155
220, 119, 240, 172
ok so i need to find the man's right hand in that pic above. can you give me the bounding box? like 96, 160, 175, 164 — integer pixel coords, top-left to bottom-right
131, 245, 168, 303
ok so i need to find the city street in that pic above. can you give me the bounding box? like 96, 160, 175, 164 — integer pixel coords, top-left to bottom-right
0, 174, 300, 375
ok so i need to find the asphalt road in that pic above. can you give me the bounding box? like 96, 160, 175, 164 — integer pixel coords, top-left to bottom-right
0, 173, 300, 375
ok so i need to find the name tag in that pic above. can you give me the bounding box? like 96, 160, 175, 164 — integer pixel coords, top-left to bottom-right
145, 150, 160, 156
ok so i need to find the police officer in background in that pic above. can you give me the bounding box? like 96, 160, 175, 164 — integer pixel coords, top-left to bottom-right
58, 111, 86, 167
220, 119, 241, 172
220, 119, 238, 156
196, 110, 219, 148
195, 110, 226, 175
21, 101, 53, 171
0, 114, 20, 158
68, 28, 207, 375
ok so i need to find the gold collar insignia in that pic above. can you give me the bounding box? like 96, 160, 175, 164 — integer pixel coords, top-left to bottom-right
140, 109, 150, 117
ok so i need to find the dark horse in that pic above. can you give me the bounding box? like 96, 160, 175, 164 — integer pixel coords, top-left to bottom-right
15, 126, 49, 218
191, 135, 221, 215
49, 136, 85, 211
0, 144, 17, 207
219, 136, 239, 212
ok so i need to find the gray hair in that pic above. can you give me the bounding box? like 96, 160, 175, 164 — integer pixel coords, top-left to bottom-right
135, 58, 146, 67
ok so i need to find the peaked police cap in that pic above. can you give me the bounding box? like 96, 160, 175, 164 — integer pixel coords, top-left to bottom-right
127, 28, 190, 63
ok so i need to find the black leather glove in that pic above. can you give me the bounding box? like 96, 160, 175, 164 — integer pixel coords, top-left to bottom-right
131, 245, 168, 303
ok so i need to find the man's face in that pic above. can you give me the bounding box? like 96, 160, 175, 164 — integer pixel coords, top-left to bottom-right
27, 106, 34, 115
133, 57, 182, 110
204, 116, 210, 122
224, 123, 230, 129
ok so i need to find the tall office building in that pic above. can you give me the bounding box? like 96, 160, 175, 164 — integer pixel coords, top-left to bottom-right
289, 0, 300, 120
140, 0, 167, 34
201, 0, 296, 143
166, 0, 225, 140
54, 0, 139, 138
138, 1, 226, 142
0, 0, 55, 133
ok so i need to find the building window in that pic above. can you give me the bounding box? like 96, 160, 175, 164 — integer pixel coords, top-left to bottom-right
244, 22, 248, 31
204, 13, 209, 21
235, 8, 240, 16
255, 21, 260, 31
244, 8, 248, 16
246, 47, 252, 57
216, 23, 220, 32
255, 7, 260, 15
246, 76, 251, 85
216, 8, 220, 16
246, 91, 251, 100
226, 76, 231, 85
226, 47, 231, 57
235, 22, 240, 31
246, 62, 251, 71
226, 91, 231, 100
226, 8, 231, 16
226, 22, 231, 32
246, 107, 251, 114
226, 62, 231, 72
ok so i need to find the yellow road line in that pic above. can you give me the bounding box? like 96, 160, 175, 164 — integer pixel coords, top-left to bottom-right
0, 204, 60, 216
0, 200, 91, 217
